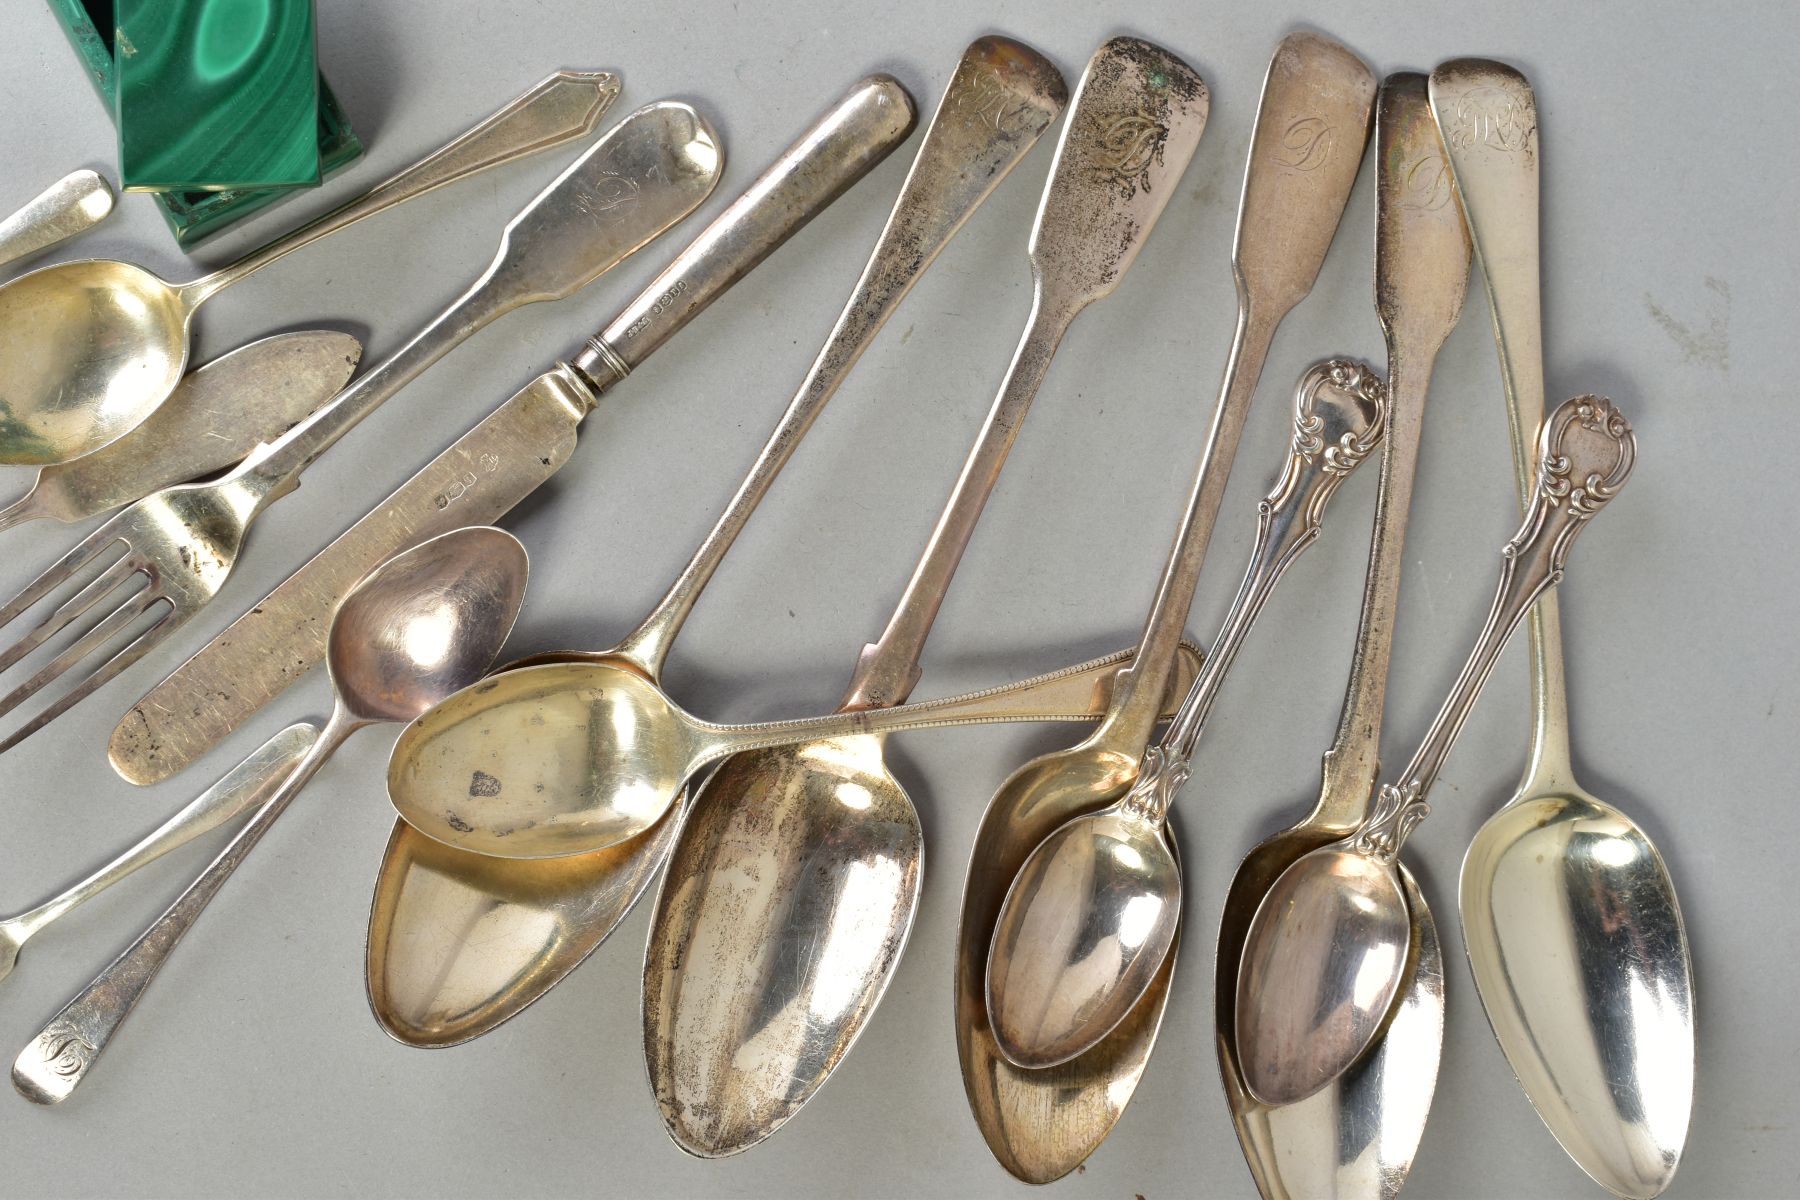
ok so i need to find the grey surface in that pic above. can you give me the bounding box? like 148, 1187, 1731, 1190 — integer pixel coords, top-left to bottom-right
0, 2, 1792, 1196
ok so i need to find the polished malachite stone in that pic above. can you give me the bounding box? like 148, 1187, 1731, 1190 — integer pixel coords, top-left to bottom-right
46, 0, 363, 245
115, 0, 322, 192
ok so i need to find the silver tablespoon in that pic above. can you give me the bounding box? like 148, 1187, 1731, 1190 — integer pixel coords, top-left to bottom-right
1213, 71, 1471, 1199
984, 359, 1386, 1070
0, 72, 617, 465
642, 33, 1209, 1160
1432, 59, 1694, 1199
1235, 395, 1638, 1108
11, 526, 528, 1103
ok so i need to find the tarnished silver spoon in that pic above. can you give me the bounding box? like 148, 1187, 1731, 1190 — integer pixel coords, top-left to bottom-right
1236, 395, 1638, 1107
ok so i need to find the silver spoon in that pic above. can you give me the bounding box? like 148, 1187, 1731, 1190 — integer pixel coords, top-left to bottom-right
950, 31, 1370, 1183
0, 169, 114, 274
1212, 71, 1471, 1199
1432, 58, 1693, 1198
366, 644, 1198, 1047
0, 72, 617, 466
358, 53, 1037, 1043
643, 34, 1212, 1157
1235, 394, 1638, 1108
984, 359, 1386, 1070
11, 527, 528, 1103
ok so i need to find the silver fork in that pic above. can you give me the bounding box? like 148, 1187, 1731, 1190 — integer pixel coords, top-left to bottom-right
0, 101, 721, 753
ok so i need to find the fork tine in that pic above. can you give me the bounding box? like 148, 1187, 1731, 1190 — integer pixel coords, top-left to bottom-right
0, 589, 161, 725
0, 553, 142, 677
0, 519, 128, 630
0, 600, 174, 754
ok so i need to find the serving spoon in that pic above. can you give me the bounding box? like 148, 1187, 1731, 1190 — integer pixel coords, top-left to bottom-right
1235, 394, 1638, 1109
12, 527, 527, 1103
642, 36, 1207, 1157
1431, 58, 1693, 1198
1211, 72, 1471, 1198
367, 643, 1199, 1046
949, 32, 1373, 1182
0, 71, 618, 466
984, 358, 1385, 1071
360, 43, 1061, 1044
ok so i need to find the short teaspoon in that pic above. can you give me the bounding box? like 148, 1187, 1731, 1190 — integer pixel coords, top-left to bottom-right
1235, 394, 1639, 1107
12, 528, 527, 1103
984, 359, 1386, 1069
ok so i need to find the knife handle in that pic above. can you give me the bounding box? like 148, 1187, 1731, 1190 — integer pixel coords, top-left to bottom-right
573, 73, 915, 391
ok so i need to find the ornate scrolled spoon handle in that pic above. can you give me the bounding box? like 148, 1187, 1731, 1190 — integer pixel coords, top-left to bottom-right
1123, 357, 1388, 825
1354, 394, 1638, 859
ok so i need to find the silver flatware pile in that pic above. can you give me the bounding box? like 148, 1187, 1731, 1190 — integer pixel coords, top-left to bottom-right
0, 27, 1691, 1200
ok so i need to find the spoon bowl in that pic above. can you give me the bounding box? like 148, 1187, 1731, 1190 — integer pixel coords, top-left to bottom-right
954, 739, 1175, 1183
1219, 845, 1444, 1198
0, 260, 189, 464
985, 806, 1177, 1069
644, 733, 920, 1157
1235, 842, 1412, 1105
1462, 786, 1692, 1198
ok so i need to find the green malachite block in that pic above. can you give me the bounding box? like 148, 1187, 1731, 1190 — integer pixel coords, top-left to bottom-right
115, 0, 322, 192
45, 0, 360, 244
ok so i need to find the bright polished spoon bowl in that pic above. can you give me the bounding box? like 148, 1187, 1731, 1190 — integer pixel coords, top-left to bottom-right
0, 71, 618, 466
1433, 59, 1694, 1199
12, 527, 528, 1103
1235, 396, 1638, 1108
984, 358, 1385, 1070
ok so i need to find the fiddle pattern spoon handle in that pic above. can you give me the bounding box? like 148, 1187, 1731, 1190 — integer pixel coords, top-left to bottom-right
1353, 396, 1636, 859
1124, 359, 1386, 823
840, 35, 1204, 711
0, 169, 114, 272
180, 71, 621, 306
1096, 32, 1374, 750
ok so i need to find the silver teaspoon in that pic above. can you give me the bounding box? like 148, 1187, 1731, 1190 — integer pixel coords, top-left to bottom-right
1236, 394, 1638, 1107
984, 359, 1386, 1069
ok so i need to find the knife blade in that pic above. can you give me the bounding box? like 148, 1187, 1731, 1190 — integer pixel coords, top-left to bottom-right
108, 75, 917, 785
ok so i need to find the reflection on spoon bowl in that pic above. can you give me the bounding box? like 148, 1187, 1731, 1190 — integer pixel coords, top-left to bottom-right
1235, 844, 1412, 1106
985, 807, 1178, 1069
1462, 790, 1692, 1199
0, 260, 189, 464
